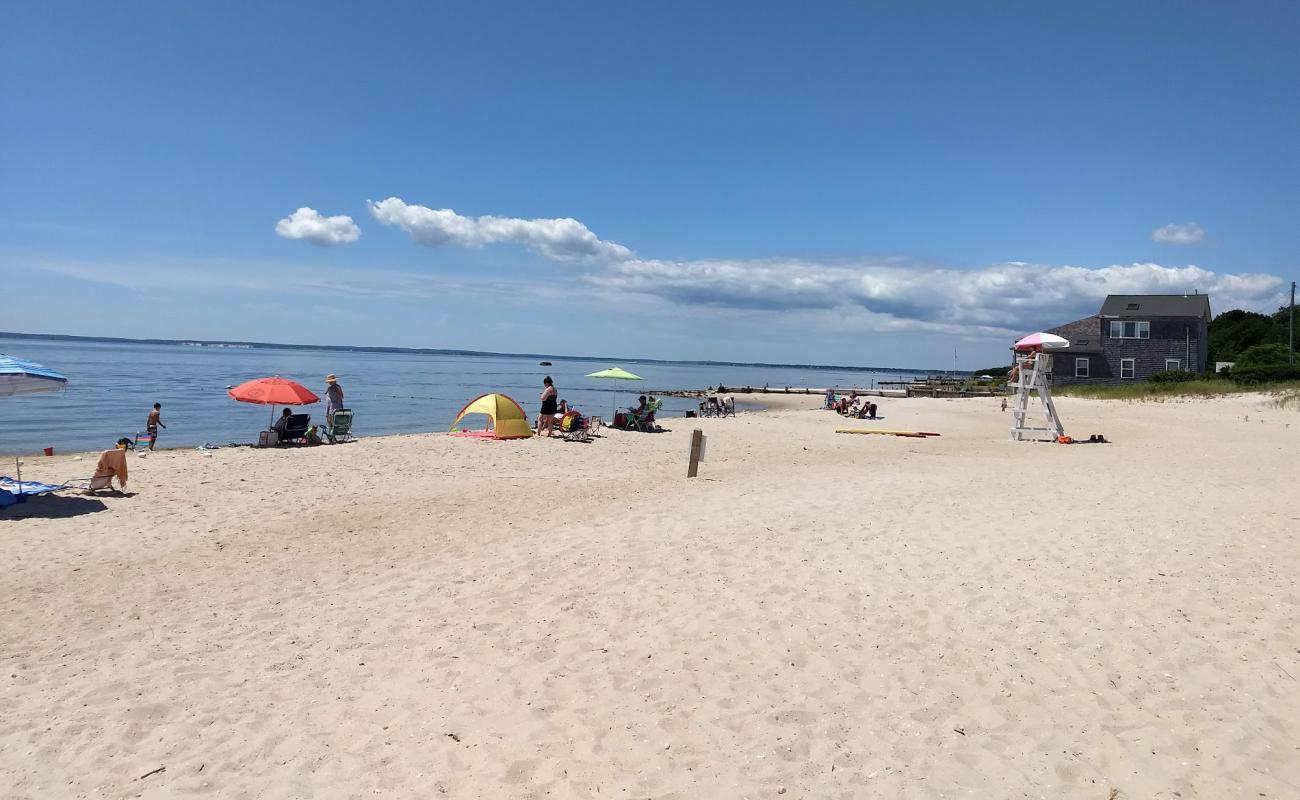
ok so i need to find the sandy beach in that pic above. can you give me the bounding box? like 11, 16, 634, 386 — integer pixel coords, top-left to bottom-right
2, 394, 1298, 799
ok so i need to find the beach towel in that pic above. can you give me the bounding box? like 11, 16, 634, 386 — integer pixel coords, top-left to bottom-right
91, 449, 128, 490
0, 477, 67, 495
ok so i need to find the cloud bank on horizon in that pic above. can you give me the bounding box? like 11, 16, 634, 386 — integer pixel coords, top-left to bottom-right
594, 258, 1282, 336
275, 207, 361, 246
282, 198, 1286, 336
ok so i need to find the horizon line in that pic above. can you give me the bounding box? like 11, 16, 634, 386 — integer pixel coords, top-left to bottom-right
0, 330, 978, 375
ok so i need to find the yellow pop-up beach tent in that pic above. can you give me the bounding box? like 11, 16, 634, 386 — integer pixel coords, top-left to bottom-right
450, 393, 533, 439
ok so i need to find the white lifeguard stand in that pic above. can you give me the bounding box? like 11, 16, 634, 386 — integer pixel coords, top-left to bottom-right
1008, 350, 1065, 442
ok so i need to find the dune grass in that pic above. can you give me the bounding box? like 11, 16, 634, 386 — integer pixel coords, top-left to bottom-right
1053, 379, 1300, 402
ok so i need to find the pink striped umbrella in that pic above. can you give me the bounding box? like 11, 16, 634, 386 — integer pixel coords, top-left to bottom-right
1014, 332, 1070, 352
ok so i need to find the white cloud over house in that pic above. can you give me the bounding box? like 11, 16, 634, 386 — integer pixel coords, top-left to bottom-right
275, 207, 361, 246
1152, 222, 1206, 245
359, 197, 1284, 335
368, 197, 633, 262
588, 258, 1283, 335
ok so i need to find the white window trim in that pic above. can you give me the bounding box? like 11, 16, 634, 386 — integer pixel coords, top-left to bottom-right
1164, 359, 1181, 371
1075, 357, 1089, 378
1120, 358, 1136, 379
1110, 320, 1151, 339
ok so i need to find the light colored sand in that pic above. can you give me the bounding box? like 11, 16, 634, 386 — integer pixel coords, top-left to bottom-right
2, 394, 1298, 799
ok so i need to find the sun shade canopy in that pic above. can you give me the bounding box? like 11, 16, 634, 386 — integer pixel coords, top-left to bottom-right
451, 393, 533, 440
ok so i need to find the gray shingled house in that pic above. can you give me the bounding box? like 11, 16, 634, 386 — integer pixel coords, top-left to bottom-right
1044, 294, 1212, 384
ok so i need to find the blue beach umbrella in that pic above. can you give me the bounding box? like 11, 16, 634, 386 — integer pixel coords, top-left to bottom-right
0, 354, 69, 398
1, 354, 69, 504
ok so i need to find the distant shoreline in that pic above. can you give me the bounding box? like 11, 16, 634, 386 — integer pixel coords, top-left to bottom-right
0, 330, 958, 376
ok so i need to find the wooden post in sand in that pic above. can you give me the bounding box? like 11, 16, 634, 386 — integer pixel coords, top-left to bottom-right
687, 429, 705, 478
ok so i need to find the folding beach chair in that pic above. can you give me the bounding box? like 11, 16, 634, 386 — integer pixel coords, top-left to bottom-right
560, 411, 591, 442
325, 408, 354, 443
134, 430, 155, 450
626, 398, 663, 432
66, 449, 129, 492
277, 413, 311, 445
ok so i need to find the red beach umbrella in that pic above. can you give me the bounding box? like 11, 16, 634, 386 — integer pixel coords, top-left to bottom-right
228, 377, 320, 425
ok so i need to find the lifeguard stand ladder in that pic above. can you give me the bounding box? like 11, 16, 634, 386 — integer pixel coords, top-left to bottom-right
1009, 353, 1065, 442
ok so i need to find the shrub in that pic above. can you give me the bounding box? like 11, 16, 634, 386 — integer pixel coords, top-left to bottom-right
1229, 364, 1300, 385
1235, 343, 1291, 371
1147, 369, 1199, 384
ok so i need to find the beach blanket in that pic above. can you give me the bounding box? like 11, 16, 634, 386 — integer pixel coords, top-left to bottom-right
0, 476, 68, 495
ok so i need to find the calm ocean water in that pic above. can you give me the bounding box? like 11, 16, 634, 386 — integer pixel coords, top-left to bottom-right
0, 336, 927, 454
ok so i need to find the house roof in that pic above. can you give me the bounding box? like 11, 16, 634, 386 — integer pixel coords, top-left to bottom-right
1099, 294, 1211, 320
1045, 316, 1104, 354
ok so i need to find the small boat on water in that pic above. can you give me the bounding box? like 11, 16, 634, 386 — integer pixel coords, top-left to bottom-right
539, 361, 552, 366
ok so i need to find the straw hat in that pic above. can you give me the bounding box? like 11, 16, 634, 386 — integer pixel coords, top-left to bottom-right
325, 374, 338, 383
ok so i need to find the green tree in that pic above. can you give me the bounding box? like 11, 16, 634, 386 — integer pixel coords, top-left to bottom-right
1207, 309, 1285, 365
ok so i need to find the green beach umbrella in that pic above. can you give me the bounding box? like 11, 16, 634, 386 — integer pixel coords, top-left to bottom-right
585, 367, 644, 415
585, 367, 643, 381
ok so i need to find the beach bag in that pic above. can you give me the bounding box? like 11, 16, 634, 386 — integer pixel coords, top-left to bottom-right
560, 412, 581, 433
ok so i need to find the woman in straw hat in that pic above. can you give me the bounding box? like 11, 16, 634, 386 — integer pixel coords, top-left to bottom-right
325, 374, 344, 424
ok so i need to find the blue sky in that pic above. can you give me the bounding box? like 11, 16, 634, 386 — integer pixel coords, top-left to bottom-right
2, 1, 1297, 368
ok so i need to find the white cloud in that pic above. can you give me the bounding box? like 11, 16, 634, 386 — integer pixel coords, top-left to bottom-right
361, 200, 1275, 335
368, 197, 633, 263
588, 258, 1285, 335
1152, 222, 1206, 245
275, 207, 361, 246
